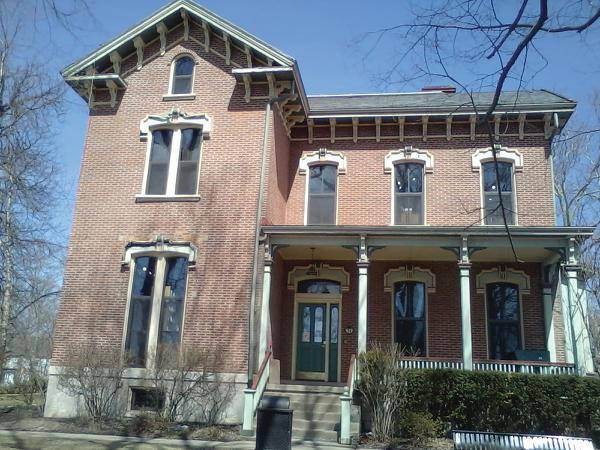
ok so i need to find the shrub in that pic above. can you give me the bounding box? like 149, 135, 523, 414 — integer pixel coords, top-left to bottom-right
356, 344, 411, 440
57, 343, 126, 421
400, 411, 442, 444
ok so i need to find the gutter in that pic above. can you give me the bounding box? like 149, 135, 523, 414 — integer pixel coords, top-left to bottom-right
261, 225, 595, 237
247, 100, 271, 387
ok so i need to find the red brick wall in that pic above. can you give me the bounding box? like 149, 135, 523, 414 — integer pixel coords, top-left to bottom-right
285, 137, 554, 226
53, 22, 270, 373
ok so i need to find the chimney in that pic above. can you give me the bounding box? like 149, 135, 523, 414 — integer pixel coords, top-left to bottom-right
421, 85, 456, 93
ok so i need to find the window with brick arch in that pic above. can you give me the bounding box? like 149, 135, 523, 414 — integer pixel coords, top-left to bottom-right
124, 255, 188, 367
487, 282, 521, 360
482, 161, 515, 225
307, 164, 337, 225
393, 281, 426, 355
170, 56, 194, 95
394, 162, 423, 225
145, 128, 202, 196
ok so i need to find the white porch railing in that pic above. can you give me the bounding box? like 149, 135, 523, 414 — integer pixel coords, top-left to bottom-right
340, 354, 357, 445
394, 357, 576, 375
241, 351, 271, 436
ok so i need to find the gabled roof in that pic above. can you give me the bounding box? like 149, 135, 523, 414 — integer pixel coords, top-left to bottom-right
308, 90, 576, 117
62, 0, 295, 77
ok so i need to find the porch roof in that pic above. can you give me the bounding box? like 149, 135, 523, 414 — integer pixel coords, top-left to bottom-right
262, 225, 594, 263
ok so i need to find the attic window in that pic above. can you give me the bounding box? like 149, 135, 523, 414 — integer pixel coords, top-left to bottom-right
170, 56, 195, 95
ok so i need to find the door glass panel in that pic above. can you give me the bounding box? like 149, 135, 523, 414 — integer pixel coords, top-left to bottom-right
330, 306, 339, 344
302, 306, 311, 342
314, 306, 323, 343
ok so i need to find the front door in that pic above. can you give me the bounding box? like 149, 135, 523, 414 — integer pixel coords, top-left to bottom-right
296, 303, 326, 380
296, 302, 339, 381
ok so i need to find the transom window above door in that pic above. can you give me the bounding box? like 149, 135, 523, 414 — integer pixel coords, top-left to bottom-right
394, 163, 424, 225
297, 279, 341, 294
143, 127, 202, 197
307, 164, 337, 225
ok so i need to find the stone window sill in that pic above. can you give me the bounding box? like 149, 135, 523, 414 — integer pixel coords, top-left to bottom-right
135, 194, 201, 203
162, 93, 196, 101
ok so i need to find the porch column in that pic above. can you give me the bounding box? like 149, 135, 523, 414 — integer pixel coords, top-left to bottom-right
542, 286, 557, 362
565, 264, 593, 375
459, 262, 473, 370
357, 261, 369, 354
258, 260, 272, 367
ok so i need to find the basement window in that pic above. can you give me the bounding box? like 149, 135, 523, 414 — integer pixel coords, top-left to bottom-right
130, 387, 165, 411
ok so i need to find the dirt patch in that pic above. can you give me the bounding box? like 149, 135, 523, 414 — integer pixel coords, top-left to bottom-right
0, 394, 239, 441
359, 435, 454, 449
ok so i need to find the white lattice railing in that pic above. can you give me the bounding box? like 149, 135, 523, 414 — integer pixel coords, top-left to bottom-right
395, 357, 576, 375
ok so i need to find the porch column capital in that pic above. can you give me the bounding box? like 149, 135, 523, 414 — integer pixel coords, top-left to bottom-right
564, 264, 581, 275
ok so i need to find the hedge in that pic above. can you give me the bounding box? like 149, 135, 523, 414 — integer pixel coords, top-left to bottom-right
401, 369, 600, 441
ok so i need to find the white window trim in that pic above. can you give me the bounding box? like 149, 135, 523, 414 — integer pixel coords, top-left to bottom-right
385, 147, 432, 226
300, 149, 346, 226
471, 146, 523, 172
477, 267, 529, 360
138, 109, 211, 201
121, 241, 196, 371
384, 266, 435, 356
166, 54, 197, 97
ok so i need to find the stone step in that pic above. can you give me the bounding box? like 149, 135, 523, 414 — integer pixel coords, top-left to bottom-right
264, 391, 341, 406
292, 428, 339, 442
293, 418, 338, 432
267, 383, 346, 395
292, 409, 340, 422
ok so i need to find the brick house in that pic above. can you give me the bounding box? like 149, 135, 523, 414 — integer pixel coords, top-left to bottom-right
45, 0, 595, 442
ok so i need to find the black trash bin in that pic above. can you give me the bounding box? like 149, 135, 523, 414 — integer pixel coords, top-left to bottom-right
255, 395, 293, 450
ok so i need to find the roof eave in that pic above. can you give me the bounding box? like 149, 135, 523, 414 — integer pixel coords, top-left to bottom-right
62, 0, 294, 78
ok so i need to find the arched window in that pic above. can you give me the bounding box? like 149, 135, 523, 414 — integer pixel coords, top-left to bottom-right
393, 281, 426, 355
482, 161, 515, 225
170, 56, 194, 95
394, 162, 423, 225
297, 279, 341, 294
487, 282, 521, 360
307, 164, 337, 225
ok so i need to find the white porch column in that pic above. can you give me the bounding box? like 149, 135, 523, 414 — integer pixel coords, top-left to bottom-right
357, 261, 369, 354
459, 262, 473, 370
565, 265, 594, 375
542, 286, 557, 362
258, 261, 272, 367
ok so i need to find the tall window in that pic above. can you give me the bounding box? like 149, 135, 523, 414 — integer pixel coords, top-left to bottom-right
124, 255, 188, 367
394, 163, 423, 225
307, 164, 337, 225
144, 128, 202, 196
170, 56, 194, 94
482, 161, 515, 225
487, 282, 521, 360
393, 281, 426, 355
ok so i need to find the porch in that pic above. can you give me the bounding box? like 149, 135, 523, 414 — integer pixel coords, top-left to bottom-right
258, 226, 594, 380
242, 226, 593, 439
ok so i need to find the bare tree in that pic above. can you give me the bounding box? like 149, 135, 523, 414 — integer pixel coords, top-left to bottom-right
359, 0, 600, 260
0, 0, 92, 368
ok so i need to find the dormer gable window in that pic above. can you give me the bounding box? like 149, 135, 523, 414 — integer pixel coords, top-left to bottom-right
170, 56, 195, 95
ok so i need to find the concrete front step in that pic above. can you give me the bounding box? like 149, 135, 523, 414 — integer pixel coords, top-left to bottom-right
292, 428, 339, 442
266, 383, 346, 395
263, 385, 344, 443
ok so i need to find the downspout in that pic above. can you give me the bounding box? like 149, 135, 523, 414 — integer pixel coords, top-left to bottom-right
548, 112, 560, 225
248, 100, 271, 387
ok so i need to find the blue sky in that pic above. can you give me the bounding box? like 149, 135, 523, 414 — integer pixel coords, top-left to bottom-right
43, 0, 600, 240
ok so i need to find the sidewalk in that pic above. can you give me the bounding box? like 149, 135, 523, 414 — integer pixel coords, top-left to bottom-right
0, 429, 351, 449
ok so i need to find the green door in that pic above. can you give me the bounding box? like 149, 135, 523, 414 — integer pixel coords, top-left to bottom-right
296, 303, 326, 379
